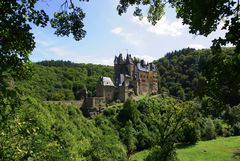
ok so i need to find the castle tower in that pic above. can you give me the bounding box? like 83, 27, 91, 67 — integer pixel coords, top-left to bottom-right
114, 55, 120, 86
113, 53, 158, 101
126, 54, 134, 79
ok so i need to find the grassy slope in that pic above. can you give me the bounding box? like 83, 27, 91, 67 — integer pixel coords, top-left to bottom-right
130, 136, 240, 161
177, 136, 240, 161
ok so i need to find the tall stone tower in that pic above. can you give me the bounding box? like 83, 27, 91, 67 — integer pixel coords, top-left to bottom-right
113, 53, 158, 101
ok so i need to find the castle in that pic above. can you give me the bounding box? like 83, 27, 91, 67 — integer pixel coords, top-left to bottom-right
82, 54, 158, 116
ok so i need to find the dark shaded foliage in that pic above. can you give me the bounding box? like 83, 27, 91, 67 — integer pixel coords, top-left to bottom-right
155, 48, 211, 100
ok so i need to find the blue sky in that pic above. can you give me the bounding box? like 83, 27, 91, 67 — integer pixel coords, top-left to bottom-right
30, 0, 227, 65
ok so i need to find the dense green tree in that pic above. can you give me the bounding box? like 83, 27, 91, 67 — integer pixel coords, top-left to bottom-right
145, 145, 178, 161
201, 49, 240, 107
181, 123, 200, 144
224, 104, 240, 125
0, 96, 127, 160
201, 118, 217, 140
85, 135, 127, 161
112, 96, 200, 160
136, 97, 199, 161
118, 99, 140, 124
199, 96, 224, 117
120, 120, 137, 156
16, 62, 114, 101
155, 47, 239, 116
155, 48, 211, 100
86, 116, 127, 161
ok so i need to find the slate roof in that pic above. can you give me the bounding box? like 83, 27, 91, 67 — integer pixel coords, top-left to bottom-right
100, 77, 115, 86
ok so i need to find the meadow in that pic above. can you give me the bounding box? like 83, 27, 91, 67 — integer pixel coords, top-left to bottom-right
130, 136, 240, 161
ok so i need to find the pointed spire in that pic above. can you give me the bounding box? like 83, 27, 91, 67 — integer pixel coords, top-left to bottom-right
114, 55, 118, 64
126, 54, 133, 64
118, 53, 124, 64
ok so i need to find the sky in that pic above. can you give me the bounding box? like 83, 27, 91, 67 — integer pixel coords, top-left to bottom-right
30, 0, 227, 66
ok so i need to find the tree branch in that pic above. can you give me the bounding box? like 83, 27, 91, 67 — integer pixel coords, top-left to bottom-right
237, 0, 240, 19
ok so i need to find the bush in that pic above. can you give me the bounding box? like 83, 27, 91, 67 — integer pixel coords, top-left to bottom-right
213, 119, 224, 136
201, 118, 216, 140
182, 124, 200, 144
117, 99, 140, 124
224, 104, 240, 125
85, 136, 127, 161
145, 145, 178, 161
222, 125, 232, 137
232, 123, 240, 136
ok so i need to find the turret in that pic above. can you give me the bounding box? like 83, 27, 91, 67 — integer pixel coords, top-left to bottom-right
126, 54, 133, 64
114, 56, 118, 65
126, 54, 134, 79
118, 53, 125, 64
149, 63, 156, 71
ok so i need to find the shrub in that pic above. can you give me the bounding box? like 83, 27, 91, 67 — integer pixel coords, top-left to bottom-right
201, 118, 216, 140
222, 125, 232, 137
145, 145, 178, 161
225, 104, 240, 125
117, 99, 140, 124
232, 123, 240, 136
213, 119, 224, 136
213, 119, 233, 136
182, 124, 200, 144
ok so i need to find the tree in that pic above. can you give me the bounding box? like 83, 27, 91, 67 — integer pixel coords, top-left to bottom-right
118, 0, 240, 52
0, 0, 87, 79
181, 123, 200, 144
143, 99, 199, 161
119, 120, 137, 157
86, 116, 127, 161
118, 99, 140, 124
201, 118, 217, 140
201, 48, 240, 107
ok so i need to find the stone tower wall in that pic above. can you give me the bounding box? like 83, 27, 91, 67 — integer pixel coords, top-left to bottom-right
96, 84, 115, 103
114, 54, 159, 99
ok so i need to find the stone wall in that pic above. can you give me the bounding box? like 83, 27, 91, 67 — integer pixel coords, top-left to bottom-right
82, 97, 105, 117
96, 84, 115, 103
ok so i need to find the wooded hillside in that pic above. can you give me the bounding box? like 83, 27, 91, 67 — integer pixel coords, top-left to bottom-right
16, 61, 114, 101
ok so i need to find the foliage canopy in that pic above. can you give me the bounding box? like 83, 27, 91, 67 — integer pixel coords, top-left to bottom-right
0, 0, 87, 78
118, 0, 240, 51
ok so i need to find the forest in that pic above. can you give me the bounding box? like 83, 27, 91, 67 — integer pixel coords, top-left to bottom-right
1, 0, 240, 160
1, 48, 240, 160
16, 61, 114, 101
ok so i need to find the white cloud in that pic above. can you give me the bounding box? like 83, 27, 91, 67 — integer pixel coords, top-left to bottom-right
48, 47, 69, 57
35, 39, 55, 47
133, 54, 156, 63
132, 16, 184, 37
187, 44, 205, 49
111, 27, 143, 46
36, 46, 114, 66
111, 27, 123, 34
89, 58, 114, 66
